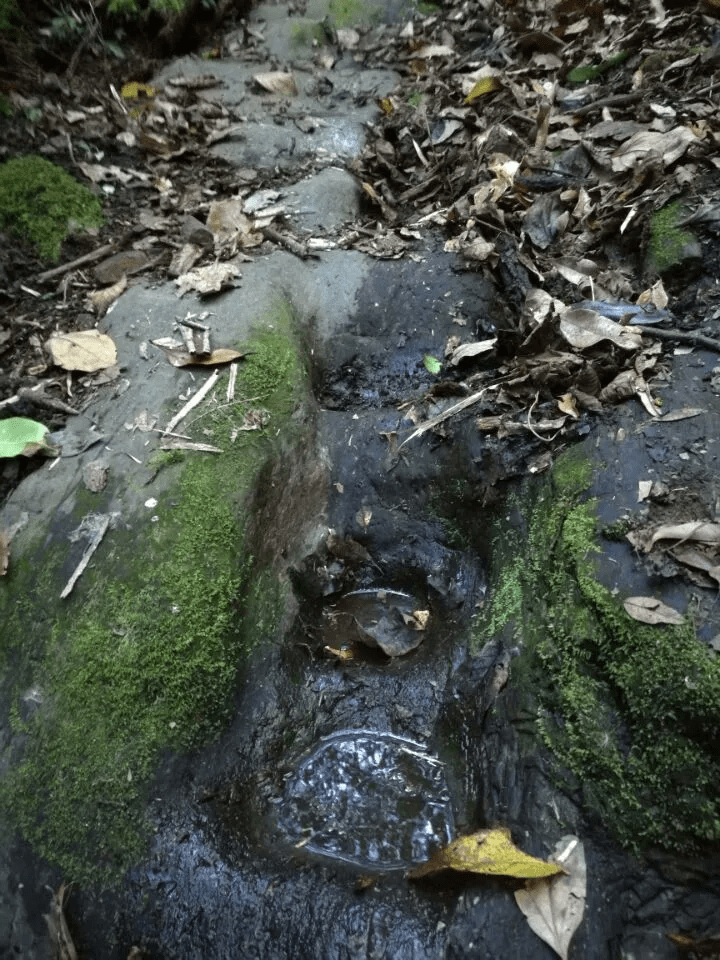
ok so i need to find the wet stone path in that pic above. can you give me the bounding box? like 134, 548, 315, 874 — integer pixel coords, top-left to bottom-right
2, 0, 720, 958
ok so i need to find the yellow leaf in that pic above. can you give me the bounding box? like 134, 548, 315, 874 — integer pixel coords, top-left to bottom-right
378, 97, 394, 115
465, 75, 502, 103
408, 828, 565, 880
121, 81, 155, 99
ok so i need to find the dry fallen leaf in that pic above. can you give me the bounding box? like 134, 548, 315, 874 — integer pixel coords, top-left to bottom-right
669, 546, 720, 587
624, 596, 684, 626
356, 507, 372, 530
87, 275, 128, 315
408, 827, 565, 881
515, 835, 586, 960
448, 339, 497, 365
557, 394, 579, 419
152, 340, 244, 368
559, 308, 642, 351
175, 263, 241, 297
46, 330, 118, 372
648, 522, 720, 550
611, 127, 698, 172
253, 71, 298, 96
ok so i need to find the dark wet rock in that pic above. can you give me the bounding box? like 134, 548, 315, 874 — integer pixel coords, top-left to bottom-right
323, 588, 427, 657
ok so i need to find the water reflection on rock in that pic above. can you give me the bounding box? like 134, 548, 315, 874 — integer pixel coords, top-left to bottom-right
277, 730, 454, 868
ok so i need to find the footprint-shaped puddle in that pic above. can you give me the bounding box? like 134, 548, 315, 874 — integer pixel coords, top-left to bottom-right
277, 730, 454, 869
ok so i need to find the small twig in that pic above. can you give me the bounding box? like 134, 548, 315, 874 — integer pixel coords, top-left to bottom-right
636, 325, 720, 352
526, 391, 562, 443
164, 369, 221, 434
37, 243, 115, 283
261, 225, 317, 260
570, 92, 643, 117
399, 380, 504, 448
17, 387, 79, 416
61, 514, 111, 599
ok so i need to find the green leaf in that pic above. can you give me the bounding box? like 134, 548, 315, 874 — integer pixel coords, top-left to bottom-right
423, 354, 441, 375
0, 417, 56, 458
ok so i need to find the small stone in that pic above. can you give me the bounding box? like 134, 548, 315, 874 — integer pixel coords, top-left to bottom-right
83, 459, 109, 492
93, 250, 148, 285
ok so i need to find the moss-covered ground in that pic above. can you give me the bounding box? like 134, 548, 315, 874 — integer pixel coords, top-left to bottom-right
476, 449, 720, 853
0, 309, 307, 884
0, 155, 103, 261
648, 201, 697, 275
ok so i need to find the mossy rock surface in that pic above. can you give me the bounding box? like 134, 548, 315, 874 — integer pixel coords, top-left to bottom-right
0, 155, 103, 261
0, 318, 311, 885
476, 448, 720, 853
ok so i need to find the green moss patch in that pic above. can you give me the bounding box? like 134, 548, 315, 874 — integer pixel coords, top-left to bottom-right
0, 312, 306, 884
290, 20, 327, 47
477, 449, 720, 853
327, 0, 383, 27
648, 201, 697, 275
0, 155, 103, 261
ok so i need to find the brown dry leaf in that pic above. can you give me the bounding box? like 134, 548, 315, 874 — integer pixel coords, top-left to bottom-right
559, 309, 642, 351
448, 339, 497, 365
611, 127, 699, 172
47, 330, 118, 372
324, 645, 356, 660
356, 507, 372, 530
175, 263, 241, 297
402, 609, 430, 630
637, 279, 668, 310
657, 406, 705, 422
179, 348, 244, 367
206, 199, 263, 246
515, 836, 586, 960
600, 370, 660, 416
253, 71, 298, 96
669, 546, 720, 587
624, 596, 684, 626
169, 243, 203, 278
87, 275, 128, 315
409, 827, 565, 881
648, 522, 720, 551
557, 394, 579, 418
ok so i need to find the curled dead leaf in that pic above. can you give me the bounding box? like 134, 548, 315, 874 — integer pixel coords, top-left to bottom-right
515, 836, 586, 960
559, 308, 642, 351
253, 71, 298, 96
648, 522, 720, 550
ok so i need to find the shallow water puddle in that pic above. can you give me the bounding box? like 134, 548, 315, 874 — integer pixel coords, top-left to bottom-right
277, 730, 454, 868
322, 588, 429, 658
